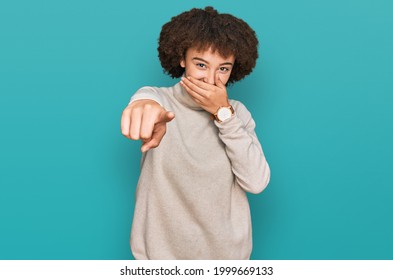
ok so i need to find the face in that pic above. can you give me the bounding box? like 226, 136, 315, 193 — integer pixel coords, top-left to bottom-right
180, 46, 235, 85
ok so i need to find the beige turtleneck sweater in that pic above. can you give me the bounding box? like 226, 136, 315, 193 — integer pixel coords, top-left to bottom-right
129, 82, 270, 259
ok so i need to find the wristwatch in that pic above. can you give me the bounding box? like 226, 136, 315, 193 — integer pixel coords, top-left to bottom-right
212, 105, 235, 123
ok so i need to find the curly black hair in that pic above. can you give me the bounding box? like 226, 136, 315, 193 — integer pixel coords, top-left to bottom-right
158, 6, 259, 85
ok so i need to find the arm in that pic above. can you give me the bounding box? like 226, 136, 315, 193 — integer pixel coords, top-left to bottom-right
121, 87, 175, 152
180, 75, 270, 194
128, 86, 164, 107
215, 102, 270, 194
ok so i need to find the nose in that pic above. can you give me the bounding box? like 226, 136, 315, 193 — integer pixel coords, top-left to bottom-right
203, 70, 216, 85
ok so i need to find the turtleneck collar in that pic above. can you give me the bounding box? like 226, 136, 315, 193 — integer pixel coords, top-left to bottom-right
173, 82, 205, 111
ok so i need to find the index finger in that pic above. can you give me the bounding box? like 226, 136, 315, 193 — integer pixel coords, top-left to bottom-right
187, 76, 215, 90
157, 110, 175, 123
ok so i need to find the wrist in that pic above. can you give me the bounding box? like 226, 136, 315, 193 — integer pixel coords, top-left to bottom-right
212, 105, 235, 123
209, 100, 230, 113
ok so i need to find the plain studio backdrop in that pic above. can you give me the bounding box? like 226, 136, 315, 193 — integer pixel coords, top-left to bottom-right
0, 0, 392, 259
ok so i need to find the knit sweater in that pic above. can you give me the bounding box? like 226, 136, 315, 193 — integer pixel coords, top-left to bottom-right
129, 82, 270, 260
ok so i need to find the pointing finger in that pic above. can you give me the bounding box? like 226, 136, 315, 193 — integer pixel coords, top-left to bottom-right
141, 123, 167, 152
158, 111, 175, 123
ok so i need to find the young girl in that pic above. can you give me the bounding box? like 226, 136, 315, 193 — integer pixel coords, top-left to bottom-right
121, 6, 270, 260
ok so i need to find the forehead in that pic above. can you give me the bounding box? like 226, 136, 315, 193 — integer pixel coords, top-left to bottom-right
186, 46, 235, 63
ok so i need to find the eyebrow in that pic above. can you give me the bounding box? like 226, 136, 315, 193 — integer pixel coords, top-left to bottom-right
192, 57, 233, 66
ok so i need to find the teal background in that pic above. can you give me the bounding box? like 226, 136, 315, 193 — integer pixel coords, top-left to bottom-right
1, 0, 392, 259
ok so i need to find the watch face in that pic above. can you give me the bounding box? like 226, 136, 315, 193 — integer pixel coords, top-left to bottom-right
217, 107, 232, 121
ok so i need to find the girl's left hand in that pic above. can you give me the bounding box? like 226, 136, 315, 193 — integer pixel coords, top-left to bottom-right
180, 73, 230, 114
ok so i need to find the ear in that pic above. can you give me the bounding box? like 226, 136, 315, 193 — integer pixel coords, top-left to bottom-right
180, 58, 185, 68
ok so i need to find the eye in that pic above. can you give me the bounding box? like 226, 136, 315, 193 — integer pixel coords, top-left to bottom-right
219, 67, 230, 73
196, 63, 206, 69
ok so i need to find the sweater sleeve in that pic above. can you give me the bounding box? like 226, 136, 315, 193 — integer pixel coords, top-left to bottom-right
214, 101, 271, 194
128, 86, 164, 107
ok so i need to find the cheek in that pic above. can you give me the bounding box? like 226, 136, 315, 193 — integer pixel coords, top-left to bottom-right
218, 73, 231, 84
185, 67, 205, 80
